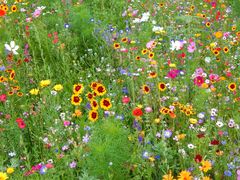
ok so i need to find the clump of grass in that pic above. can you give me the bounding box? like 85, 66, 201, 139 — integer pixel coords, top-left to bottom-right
85, 118, 132, 179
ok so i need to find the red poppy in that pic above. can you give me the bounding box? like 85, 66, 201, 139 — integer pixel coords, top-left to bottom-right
0, 10, 6, 17
132, 108, 143, 117
194, 154, 203, 163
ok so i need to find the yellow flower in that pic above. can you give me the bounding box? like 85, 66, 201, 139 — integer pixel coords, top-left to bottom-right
73, 83, 84, 94
228, 83, 236, 91
0, 172, 8, 180
215, 31, 222, 38
29, 88, 39, 95
177, 134, 186, 140
189, 118, 198, 124
200, 160, 212, 172
169, 63, 176, 68
154, 118, 161, 124
53, 84, 63, 91
162, 171, 175, 180
39, 80, 51, 88
100, 98, 112, 110
6, 167, 14, 174
88, 110, 98, 122
177, 170, 192, 180
148, 156, 155, 162
72, 109, 82, 117
71, 95, 82, 106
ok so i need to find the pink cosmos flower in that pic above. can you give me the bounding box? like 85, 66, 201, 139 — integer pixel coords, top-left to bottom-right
0, 94, 7, 102
146, 40, 156, 49
188, 41, 196, 53
194, 76, 205, 86
209, 74, 220, 82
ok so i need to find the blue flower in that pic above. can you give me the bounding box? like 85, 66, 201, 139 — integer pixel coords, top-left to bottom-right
39, 166, 47, 175
224, 170, 232, 177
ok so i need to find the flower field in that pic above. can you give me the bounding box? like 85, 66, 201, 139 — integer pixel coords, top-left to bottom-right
0, 0, 239, 179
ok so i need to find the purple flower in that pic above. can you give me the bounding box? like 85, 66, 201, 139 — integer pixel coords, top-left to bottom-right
82, 134, 90, 143
69, 161, 77, 168
164, 130, 172, 138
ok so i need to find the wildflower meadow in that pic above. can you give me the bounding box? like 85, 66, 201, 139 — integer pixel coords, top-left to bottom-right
0, 0, 239, 179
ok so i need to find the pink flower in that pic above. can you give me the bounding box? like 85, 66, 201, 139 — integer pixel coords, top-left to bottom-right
209, 74, 220, 82
0, 94, 7, 102
167, 69, 180, 79
187, 41, 196, 53
194, 76, 205, 86
122, 96, 130, 104
146, 40, 156, 49
195, 68, 204, 76
63, 121, 70, 127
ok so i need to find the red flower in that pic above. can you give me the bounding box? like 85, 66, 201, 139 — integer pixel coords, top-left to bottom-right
0, 9, 6, 17
194, 154, 202, 163
211, 139, 220, 145
194, 76, 204, 87
197, 133, 205, 138
132, 108, 143, 117
17, 121, 26, 129
16, 118, 26, 129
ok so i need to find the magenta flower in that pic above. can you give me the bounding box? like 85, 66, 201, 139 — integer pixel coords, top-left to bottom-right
194, 76, 205, 86
167, 69, 180, 79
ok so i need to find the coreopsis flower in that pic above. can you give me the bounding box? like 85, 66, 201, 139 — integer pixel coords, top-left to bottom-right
73, 84, 84, 94
158, 82, 167, 91
100, 98, 112, 110
71, 95, 82, 106
88, 110, 98, 122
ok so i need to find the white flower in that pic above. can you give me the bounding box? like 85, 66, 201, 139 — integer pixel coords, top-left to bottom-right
197, 112, 205, 119
140, 12, 150, 22
8, 152, 16, 157
133, 18, 141, 23
170, 40, 186, 51
205, 57, 211, 63
200, 127, 207, 132
187, 144, 196, 149
216, 121, 224, 127
51, 90, 57, 96
5, 41, 19, 55
152, 26, 164, 33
